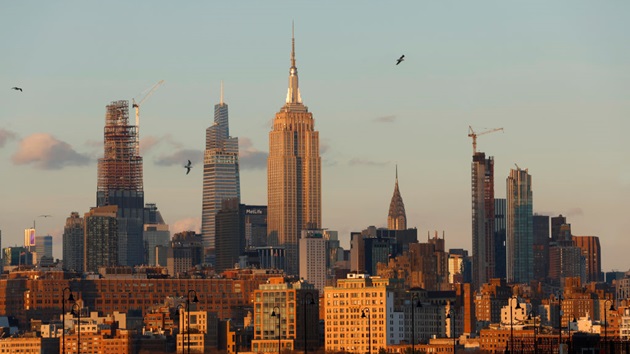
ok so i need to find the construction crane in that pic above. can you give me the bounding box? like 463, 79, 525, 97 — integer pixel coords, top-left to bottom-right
132, 80, 164, 153
467, 125, 503, 154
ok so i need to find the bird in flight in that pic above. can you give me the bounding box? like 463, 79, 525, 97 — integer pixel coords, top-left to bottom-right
396, 55, 405, 65
11, 87, 23, 92
184, 160, 192, 175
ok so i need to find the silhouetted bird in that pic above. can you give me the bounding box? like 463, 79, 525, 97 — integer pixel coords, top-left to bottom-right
184, 160, 192, 175
396, 55, 405, 65
11, 87, 23, 92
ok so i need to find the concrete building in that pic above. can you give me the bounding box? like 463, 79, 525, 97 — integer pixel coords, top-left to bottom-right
251, 277, 319, 353
299, 229, 327, 293
573, 235, 602, 283
63, 212, 84, 272
548, 224, 584, 283
472, 152, 495, 290
323, 274, 403, 354
201, 82, 241, 261
267, 27, 321, 275
178, 307, 207, 353
84, 205, 118, 273
167, 231, 203, 276
506, 167, 533, 284
244, 205, 267, 249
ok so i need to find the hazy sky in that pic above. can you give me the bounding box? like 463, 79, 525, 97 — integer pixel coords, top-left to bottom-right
1, 2, 629, 271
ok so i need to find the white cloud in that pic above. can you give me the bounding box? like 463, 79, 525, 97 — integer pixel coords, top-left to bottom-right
12, 133, 91, 169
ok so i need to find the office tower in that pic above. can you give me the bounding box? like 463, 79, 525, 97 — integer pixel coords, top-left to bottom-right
449, 249, 472, 284
550, 214, 567, 242
96, 100, 144, 267
243, 205, 267, 249
201, 83, 241, 260
215, 198, 244, 272
533, 214, 550, 281
506, 167, 533, 284
299, 229, 327, 293
84, 206, 118, 273
494, 198, 507, 280
573, 235, 602, 282
267, 26, 321, 275
387, 167, 407, 230
63, 212, 84, 272
251, 277, 319, 353
34, 235, 53, 265
472, 152, 495, 290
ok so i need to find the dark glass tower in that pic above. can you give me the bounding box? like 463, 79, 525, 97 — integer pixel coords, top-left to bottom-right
494, 198, 506, 280
472, 152, 495, 289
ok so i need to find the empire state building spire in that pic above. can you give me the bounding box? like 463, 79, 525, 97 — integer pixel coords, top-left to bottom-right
285, 22, 304, 110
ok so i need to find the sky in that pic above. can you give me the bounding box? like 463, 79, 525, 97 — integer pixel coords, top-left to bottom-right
1, 1, 629, 271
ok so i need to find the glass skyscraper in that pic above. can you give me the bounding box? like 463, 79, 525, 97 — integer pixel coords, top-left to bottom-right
472, 152, 495, 290
506, 167, 533, 284
201, 83, 240, 261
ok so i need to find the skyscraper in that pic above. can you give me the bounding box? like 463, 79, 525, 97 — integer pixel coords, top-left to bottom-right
506, 167, 533, 283
532, 214, 550, 281
215, 198, 244, 272
472, 152, 495, 289
494, 198, 506, 279
387, 167, 407, 230
84, 205, 118, 273
201, 83, 240, 261
63, 212, 84, 272
96, 100, 145, 267
267, 26, 321, 275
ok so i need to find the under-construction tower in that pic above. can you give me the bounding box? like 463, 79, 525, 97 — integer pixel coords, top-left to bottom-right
97, 100, 145, 267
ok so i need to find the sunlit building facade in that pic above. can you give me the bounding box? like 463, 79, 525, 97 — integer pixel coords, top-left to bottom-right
506, 167, 533, 284
267, 27, 321, 275
201, 83, 241, 260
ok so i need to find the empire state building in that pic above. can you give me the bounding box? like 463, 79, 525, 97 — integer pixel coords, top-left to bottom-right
267, 26, 321, 275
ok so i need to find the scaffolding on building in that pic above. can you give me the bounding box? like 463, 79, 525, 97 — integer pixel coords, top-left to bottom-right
97, 100, 143, 200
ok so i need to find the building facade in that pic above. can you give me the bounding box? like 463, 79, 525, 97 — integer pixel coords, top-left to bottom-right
84, 206, 119, 273
251, 277, 319, 353
215, 198, 244, 272
63, 212, 84, 272
201, 83, 241, 260
573, 235, 602, 283
267, 27, 321, 275
494, 198, 507, 280
472, 152, 495, 290
299, 229, 327, 293
506, 167, 533, 284
533, 214, 550, 281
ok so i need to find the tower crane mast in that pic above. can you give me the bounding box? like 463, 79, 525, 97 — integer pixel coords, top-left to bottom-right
132, 80, 164, 154
468, 126, 503, 154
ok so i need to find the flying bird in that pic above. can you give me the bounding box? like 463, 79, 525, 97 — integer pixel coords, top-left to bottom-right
396, 55, 405, 65
11, 87, 23, 92
184, 160, 192, 175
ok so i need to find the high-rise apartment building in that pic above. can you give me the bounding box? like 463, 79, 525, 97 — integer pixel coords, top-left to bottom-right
201, 83, 241, 259
506, 167, 533, 284
63, 212, 84, 272
533, 214, 550, 281
267, 27, 321, 275
573, 235, 602, 282
550, 214, 567, 242
494, 198, 506, 280
84, 206, 119, 273
472, 152, 495, 290
298, 229, 327, 293
387, 167, 407, 230
96, 100, 145, 267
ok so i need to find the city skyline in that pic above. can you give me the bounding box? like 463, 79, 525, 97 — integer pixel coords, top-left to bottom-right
1, 1, 629, 271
